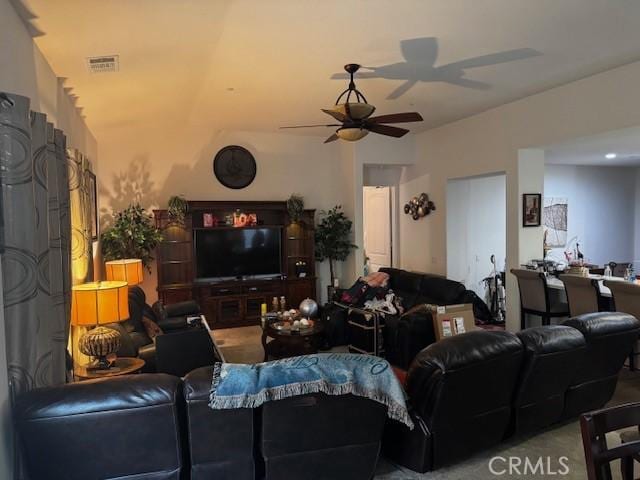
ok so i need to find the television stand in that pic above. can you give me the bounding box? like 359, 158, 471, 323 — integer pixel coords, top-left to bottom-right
153, 201, 316, 329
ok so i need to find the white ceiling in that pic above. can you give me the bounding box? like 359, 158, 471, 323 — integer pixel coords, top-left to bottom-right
546, 126, 640, 167
23, 0, 640, 141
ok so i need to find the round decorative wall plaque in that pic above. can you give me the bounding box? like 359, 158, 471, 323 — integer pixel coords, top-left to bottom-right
213, 145, 257, 189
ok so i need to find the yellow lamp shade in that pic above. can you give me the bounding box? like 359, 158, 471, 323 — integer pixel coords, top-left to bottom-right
105, 259, 144, 285
71, 281, 129, 326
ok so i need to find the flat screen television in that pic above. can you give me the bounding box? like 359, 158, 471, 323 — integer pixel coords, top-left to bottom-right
194, 227, 282, 280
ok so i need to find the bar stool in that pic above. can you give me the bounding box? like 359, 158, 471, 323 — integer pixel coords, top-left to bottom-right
511, 269, 570, 330
605, 280, 640, 371
560, 275, 603, 317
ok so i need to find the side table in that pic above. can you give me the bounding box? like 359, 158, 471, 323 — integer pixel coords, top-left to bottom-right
75, 357, 145, 381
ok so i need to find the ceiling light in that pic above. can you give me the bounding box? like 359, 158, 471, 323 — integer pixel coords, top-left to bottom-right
605, 153, 617, 159
336, 127, 369, 142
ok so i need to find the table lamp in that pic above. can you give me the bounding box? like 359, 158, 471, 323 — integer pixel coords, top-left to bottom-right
71, 281, 129, 369
105, 258, 144, 285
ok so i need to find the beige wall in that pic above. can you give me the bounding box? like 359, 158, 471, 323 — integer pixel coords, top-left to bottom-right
97, 127, 356, 303
394, 60, 640, 330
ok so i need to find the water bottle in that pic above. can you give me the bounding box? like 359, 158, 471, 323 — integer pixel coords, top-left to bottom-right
604, 265, 612, 277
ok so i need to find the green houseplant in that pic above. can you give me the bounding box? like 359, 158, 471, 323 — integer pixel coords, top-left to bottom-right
286, 194, 304, 223
314, 205, 357, 285
101, 204, 163, 271
168, 195, 188, 224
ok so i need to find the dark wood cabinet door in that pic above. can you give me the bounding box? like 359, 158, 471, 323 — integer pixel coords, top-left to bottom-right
217, 297, 243, 327
160, 288, 192, 305
245, 295, 268, 322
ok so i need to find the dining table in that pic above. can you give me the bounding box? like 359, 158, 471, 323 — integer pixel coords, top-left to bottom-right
546, 274, 638, 298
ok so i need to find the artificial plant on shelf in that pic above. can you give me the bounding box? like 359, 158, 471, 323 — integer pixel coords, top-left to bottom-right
101, 204, 163, 272
314, 205, 357, 285
286, 194, 304, 223
167, 195, 188, 225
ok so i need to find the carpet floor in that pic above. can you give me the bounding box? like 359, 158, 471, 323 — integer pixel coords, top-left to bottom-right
212, 325, 640, 479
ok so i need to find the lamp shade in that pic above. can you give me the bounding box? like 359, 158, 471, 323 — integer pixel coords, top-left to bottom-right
71, 281, 129, 326
336, 127, 369, 142
105, 258, 144, 285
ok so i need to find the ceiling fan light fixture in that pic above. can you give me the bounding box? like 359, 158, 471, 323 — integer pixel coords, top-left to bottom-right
336, 127, 369, 142
332, 102, 376, 120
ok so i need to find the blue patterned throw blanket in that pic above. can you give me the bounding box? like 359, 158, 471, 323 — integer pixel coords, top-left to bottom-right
209, 353, 413, 429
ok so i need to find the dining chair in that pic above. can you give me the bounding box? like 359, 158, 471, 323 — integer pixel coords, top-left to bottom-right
561, 275, 603, 317
605, 280, 640, 371
580, 402, 640, 480
511, 269, 570, 329
609, 262, 633, 278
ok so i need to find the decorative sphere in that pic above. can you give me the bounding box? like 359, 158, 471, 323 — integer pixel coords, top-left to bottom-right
299, 298, 319, 318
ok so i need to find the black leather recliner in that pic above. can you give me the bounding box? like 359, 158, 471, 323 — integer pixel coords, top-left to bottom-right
385, 330, 524, 472
105, 286, 208, 373
183, 366, 256, 480
260, 393, 387, 480
562, 312, 640, 418
15, 374, 185, 480
513, 325, 586, 434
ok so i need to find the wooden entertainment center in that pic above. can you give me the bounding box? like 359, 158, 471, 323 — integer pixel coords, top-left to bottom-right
153, 201, 316, 329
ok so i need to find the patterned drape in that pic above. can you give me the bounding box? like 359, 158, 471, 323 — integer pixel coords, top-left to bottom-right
68, 149, 94, 286
0, 92, 79, 394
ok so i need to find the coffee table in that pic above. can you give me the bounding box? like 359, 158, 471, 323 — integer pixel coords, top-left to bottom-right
261, 317, 324, 361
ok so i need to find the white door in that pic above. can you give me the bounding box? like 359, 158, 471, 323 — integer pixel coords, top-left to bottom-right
363, 186, 392, 272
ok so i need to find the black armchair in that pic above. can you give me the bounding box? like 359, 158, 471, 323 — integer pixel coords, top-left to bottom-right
105, 286, 217, 374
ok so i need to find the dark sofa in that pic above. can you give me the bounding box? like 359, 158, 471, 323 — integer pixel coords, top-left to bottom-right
383, 312, 640, 472
15, 312, 638, 478
379, 267, 490, 369
15, 367, 388, 480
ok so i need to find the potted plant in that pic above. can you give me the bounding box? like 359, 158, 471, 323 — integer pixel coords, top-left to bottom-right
286, 194, 304, 223
314, 205, 357, 286
167, 195, 188, 225
101, 204, 163, 271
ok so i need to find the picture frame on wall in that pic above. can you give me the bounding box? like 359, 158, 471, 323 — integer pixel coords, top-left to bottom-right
87, 171, 98, 240
522, 193, 542, 227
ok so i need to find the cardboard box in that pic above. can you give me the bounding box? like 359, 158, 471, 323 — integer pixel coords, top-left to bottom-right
430, 304, 476, 341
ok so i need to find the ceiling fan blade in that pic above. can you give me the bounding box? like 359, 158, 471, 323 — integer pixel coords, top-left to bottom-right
321, 108, 347, 122
324, 133, 339, 143
368, 112, 423, 124
280, 124, 341, 129
367, 123, 410, 138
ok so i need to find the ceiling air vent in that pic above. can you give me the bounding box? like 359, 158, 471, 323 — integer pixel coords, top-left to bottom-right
86, 55, 119, 74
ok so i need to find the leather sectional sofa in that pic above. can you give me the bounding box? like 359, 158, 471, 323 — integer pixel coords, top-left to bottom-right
383, 312, 640, 472
14, 312, 639, 479
15, 368, 387, 480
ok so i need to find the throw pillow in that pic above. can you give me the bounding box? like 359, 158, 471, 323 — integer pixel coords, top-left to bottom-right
141, 315, 163, 341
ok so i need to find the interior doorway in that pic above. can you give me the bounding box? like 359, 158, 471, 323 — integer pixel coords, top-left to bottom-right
446, 173, 507, 299
363, 186, 393, 272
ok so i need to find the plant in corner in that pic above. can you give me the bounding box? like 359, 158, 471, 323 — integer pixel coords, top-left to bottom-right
101, 204, 163, 271
286, 194, 304, 223
314, 205, 357, 285
168, 195, 188, 225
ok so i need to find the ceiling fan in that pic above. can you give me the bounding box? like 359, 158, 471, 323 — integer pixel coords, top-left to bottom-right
281, 63, 423, 143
